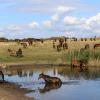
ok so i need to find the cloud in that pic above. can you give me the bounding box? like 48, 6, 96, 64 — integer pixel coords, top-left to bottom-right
42, 11, 100, 38
63, 16, 84, 25
43, 20, 52, 29
51, 6, 74, 22
6, 25, 22, 33
55, 6, 74, 15
0, 1, 100, 38
0, 0, 77, 14
51, 14, 59, 22
29, 21, 39, 29
86, 13, 100, 32
62, 13, 100, 37
43, 5, 74, 30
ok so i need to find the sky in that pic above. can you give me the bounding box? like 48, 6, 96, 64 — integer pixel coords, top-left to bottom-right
0, 0, 100, 39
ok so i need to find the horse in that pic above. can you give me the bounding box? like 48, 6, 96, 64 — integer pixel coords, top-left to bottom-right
63, 42, 68, 50
16, 48, 23, 57
71, 59, 88, 71
80, 48, 86, 53
0, 71, 4, 82
94, 43, 100, 49
80, 44, 89, 53
53, 42, 56, 49
85, 44, 89, 49
57, 44, 61, 52
38, 73, 62, 84
8, 49, 16, 56
20, 42, 27, 48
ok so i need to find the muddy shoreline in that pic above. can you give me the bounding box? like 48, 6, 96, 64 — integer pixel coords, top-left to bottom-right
0, 81, 34, 100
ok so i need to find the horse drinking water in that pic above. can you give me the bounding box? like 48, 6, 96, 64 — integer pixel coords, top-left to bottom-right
38, 73, 62, 84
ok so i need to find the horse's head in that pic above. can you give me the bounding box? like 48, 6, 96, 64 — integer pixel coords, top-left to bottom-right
38, 73, 44, 80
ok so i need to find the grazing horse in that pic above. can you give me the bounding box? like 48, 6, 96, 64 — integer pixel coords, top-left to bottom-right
80, 48, 85, 53
38, 73, 62, 84
16, 48, 23, 57
85, 44, 89, 49
20, 42, 27, 48
8, 49, 16, 56
63, 42, 68, 50
0, 71, 4, 82
53, 42, 56, 49
94, 43, 100, 49
80, 44, 89, 53
57, 44, 61, 52
8, 48, 23, 57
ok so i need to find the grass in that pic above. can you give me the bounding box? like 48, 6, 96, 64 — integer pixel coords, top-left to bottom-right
0, 39, 100, 66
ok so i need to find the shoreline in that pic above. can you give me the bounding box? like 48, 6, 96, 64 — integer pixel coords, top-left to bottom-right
0, 81, 34, 100
0, 61, 100, 68
1, 61, 70, 68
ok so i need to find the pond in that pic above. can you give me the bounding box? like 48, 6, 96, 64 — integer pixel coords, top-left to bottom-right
3, 66, 100, 100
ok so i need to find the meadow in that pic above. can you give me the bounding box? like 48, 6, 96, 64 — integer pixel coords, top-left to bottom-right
0, 38, 100, 66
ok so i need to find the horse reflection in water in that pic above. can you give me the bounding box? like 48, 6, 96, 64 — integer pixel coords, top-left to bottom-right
39, 82, 62, 93
38, 73, 62, 93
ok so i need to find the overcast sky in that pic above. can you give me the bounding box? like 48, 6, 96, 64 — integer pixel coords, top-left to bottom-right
0, 0, 100, 39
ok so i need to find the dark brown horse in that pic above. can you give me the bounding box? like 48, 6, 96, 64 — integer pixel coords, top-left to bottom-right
16, 48, 23, 57
38, 73, 62, 84
94, 43, 100, 49
63, 42, 68, 50
0, 71, 4, 82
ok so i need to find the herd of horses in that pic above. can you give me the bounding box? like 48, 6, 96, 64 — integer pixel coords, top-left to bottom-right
53, 39, 68, 51
53, 39, 100, 52
0, 39, 100, 85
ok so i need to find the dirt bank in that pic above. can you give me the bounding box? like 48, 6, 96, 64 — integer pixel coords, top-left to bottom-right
0, 81, 34, 100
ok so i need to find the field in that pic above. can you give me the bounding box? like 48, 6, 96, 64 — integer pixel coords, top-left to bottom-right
0, 39, 100, 66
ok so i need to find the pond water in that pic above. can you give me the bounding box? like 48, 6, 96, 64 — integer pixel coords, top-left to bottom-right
3, 66, 100, 100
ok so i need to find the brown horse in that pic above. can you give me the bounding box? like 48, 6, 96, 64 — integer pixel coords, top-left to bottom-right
20, 42, 27, 48
57, 44, 61, 52
71, 59, 88, 70
8, 49, 16, 56
85, 44, 89, 49
94, 43, 100, 49
0, 71, 4, 82
80, 44, 89, 53
63, 42, 68, 50
38, 73, 62, 84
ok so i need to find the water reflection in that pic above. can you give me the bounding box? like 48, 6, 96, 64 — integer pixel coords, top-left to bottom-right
4, 66, 100, 80
4, 66, 100, 100
39, 83, 62, 93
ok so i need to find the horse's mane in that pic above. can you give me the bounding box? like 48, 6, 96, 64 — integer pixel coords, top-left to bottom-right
44, 74, 50, 78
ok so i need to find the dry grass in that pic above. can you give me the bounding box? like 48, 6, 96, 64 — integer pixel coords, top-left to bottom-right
0, 39, 99, 66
